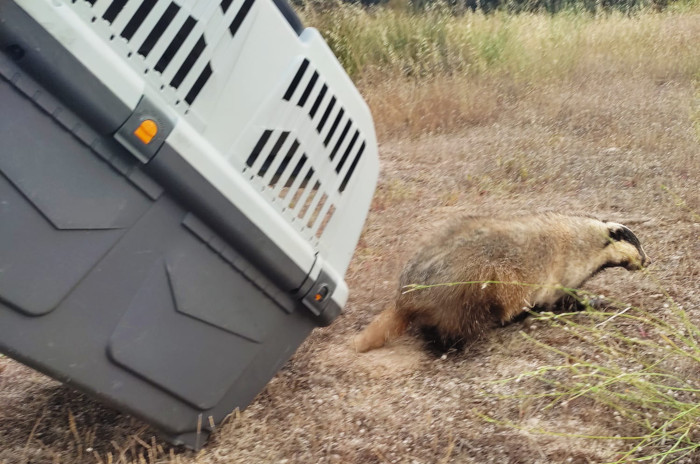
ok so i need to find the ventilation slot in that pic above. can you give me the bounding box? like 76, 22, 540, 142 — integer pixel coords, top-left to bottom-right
323, 109, 344, 147
170, 35, 206, 89
309, 84, 328, 119
229, 0, 255, 37
138, 3, 179, 58
258, 132, 290, 177
306, 193, 328, 228
297, 181, 320, 219
283, 59, 309, 101
154, 16, 196, 73
102, 0, 128, 23
120, 0, 157, 41
288, 168, 314, 210
279, 155, 307, 199
246, 130, 273, 168
298, 71, 319, 107
220, 0, 234, 13
269, 140, 300, 188
336, 130, 359, 173
339, 141, 365, 192
316, 96, 336, 132
185, 64, 212, 104
315, 205, 336, 238
329, 120, 351, 161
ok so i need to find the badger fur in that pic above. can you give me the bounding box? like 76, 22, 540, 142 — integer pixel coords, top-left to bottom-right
353, 213, 650, 354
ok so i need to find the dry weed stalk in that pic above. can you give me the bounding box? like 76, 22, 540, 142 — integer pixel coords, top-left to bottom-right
492, 290, 700, 463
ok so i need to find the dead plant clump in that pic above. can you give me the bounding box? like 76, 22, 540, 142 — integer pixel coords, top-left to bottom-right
1, 5, 700, 464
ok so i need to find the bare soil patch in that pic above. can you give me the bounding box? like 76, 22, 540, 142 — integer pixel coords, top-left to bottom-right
1, 70, 698, 463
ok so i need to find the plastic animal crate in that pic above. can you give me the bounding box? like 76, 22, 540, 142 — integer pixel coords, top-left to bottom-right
0, 0, 378, 448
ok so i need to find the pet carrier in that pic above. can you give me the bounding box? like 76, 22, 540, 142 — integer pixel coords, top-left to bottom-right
0, 0, 378, 448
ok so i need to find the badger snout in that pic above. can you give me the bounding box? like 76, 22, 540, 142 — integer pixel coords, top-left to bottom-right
626, 254, 651, 270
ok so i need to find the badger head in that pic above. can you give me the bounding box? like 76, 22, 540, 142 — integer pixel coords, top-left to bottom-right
604, 222, 651, 271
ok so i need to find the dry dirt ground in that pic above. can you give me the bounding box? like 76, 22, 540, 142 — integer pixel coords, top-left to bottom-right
1, 73, 698, 463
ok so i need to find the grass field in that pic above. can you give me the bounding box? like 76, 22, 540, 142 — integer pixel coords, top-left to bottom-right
1, 3, 699, 463
302, 0, 700, 138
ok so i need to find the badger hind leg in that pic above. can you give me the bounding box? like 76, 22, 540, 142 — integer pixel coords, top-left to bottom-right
419, 325, 466, 356
353, 306, 410, 353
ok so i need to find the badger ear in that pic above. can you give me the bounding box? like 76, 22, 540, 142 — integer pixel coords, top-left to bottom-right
607, 224, 641, 248
608, 226, 625, 242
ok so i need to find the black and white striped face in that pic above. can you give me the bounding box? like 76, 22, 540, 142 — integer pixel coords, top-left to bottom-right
605, 223, 651, 270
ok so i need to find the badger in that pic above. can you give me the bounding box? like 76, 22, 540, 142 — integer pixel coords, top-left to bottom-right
353, 213, 650, 354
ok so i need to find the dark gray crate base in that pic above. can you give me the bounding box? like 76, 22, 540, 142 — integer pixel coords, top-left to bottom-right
0, 61, 318, 449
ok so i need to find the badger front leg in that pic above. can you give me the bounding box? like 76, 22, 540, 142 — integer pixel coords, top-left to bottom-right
554, 292, 607, 312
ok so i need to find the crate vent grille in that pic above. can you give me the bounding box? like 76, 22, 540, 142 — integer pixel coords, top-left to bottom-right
243, 129, 342, 241
240, 57, 369, 241
282, 58, 366, 194
74, 0, 256, 107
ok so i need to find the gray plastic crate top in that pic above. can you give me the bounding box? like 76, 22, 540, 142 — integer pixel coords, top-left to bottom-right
0, 0, 378, 449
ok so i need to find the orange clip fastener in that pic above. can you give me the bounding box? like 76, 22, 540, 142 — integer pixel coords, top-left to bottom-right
133, 119, 158, 144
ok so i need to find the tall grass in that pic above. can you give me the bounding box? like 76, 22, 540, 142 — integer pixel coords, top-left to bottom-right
301, 1, 700, 82
300, 2, 700, 136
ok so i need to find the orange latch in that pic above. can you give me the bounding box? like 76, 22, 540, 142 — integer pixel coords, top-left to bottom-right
133, 119, 158, 144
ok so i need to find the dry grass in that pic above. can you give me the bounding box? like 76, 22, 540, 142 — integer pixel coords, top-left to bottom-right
302, 2, 700, 79
1, 4, 700, 464
301, 2, 700, 138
